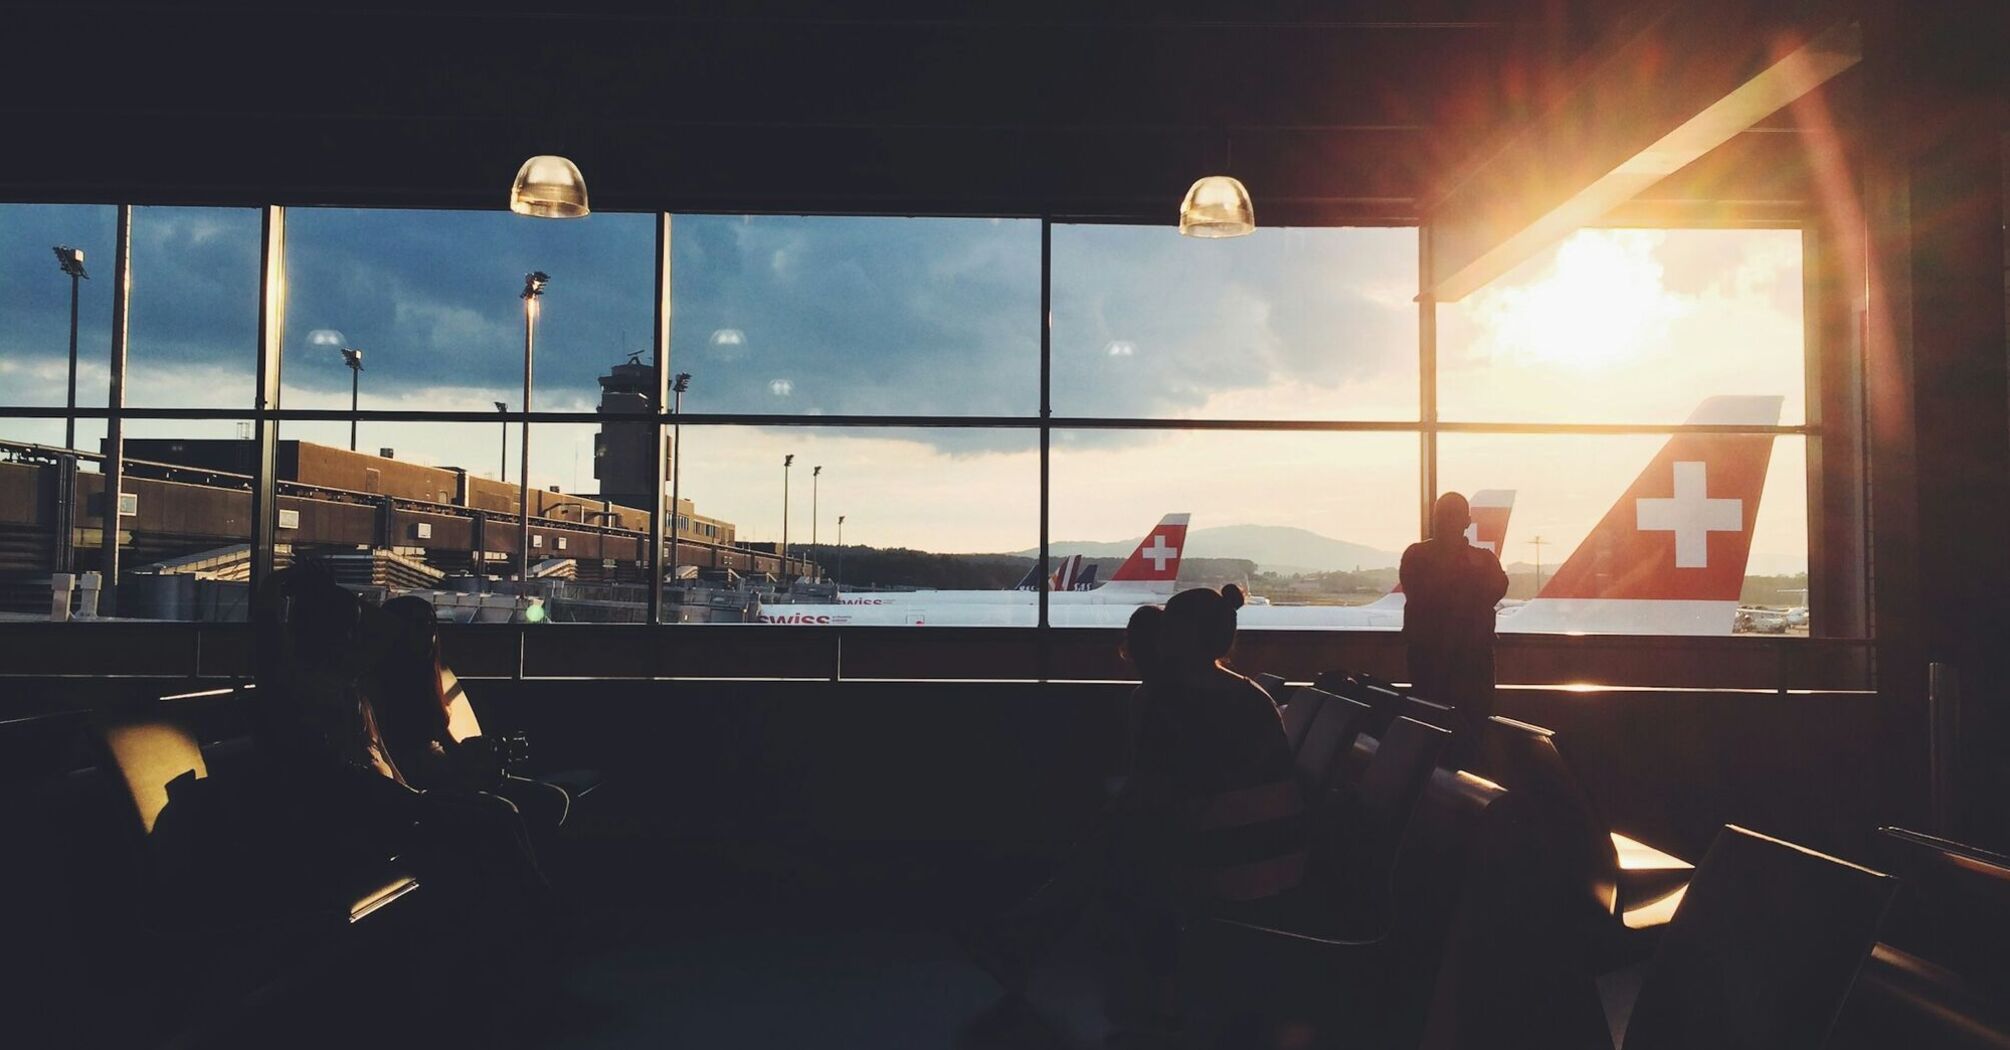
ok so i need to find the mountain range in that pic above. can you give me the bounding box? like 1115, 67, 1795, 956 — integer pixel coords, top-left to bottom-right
1017, 524, 1403, 575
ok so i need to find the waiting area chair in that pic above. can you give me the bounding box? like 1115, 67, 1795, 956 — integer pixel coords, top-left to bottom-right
1619, 825, 1896, 1050
1828, 827, 2010, 1049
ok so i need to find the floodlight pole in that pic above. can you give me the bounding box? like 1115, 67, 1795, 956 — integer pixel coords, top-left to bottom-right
495, 401, 508, 489
518, 272, 548, 590
53, 247, 88, 451
837, 515, 846, 589
340, 347, 364, 451
811, 464, 821, 577
669, 372, 690, 588
781, 454, 793, 577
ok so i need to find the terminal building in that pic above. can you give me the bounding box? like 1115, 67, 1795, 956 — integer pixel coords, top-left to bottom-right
2, 3, 2007, 1049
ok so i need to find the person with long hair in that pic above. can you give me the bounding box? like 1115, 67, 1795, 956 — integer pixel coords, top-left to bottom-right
374, 596, 570, 867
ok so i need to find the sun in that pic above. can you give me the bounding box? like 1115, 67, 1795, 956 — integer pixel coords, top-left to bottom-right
1471, 230, 1691, 370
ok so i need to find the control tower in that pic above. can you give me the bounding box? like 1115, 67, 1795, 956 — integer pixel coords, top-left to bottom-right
594, 356, 666, 512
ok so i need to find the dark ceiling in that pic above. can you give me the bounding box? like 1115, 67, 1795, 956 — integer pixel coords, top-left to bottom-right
0, 0, 1815, 221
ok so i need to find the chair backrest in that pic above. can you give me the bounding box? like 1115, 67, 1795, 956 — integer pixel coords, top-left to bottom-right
100, 720, 207, 835
1623, 825, 1897, 1050
0, 709, 94, 788
1279, 684, 1329, 755
1310, 668, 1354, 695
1377, 768, 1550, 1048
1829, 943, 2010, 1050
1252, 672, 1291, 706
1474, 716, 1620, 917
1402, 695, 1461, 734
1869, 826, 2010, 982
1342, 677, 1410, 738
1293, 693, 1373, 800
1358, 716, 1451, 830
1417, 772, 1612, 1050
439, 665, 483, 742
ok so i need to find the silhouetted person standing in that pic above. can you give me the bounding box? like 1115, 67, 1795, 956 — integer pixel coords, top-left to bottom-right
1401, 492, 1509, 736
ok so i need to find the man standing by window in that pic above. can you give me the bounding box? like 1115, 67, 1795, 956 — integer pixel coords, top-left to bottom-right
1400, 492, 1509, 745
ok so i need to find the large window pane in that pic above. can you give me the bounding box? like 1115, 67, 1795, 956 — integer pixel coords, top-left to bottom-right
1438, 228, 1806, 425
1049, 430, 1419, 628
668, 425, 1039, 624
668, 215, 1040, 416
0, 204, 116, 415
1437, 433, 1808, 634
1051, 225, 1419, 420
127, 207, 261, 408
282, 208, 656, 416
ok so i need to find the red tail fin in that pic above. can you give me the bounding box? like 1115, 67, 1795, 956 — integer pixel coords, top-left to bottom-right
1505, 396, 1783, 634
1105, 513, 1190, 590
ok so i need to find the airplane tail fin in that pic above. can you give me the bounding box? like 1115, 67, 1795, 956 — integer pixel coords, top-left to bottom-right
1050, 554, 1086, 592
1099, 513, 1190, 594
1466, 489, 1515, 555
1503, 396, 1783, 635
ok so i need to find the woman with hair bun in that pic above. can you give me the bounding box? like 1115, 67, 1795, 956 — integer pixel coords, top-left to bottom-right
961, 586, 1307, 1041
1136, 584, 1307, 910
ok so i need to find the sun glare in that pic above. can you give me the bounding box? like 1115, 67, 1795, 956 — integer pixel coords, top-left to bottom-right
1470, 230, 1690, 369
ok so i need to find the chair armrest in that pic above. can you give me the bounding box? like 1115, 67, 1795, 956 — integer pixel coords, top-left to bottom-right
1613, 831, 1694, 910
347, 872, 420, 924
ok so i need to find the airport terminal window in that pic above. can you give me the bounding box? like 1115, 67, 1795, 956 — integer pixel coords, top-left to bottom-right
668, 215, 1041, 417
281, 207, 657, 414
1437, 228, 1807, 425
1430, 227, 1811, 636
0, 202, 1829, 645
1050, 224, 1419, 421
0, 203, 116, 410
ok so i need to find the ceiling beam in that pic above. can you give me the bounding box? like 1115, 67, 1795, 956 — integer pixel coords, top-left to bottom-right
1424, 2, 1858, 301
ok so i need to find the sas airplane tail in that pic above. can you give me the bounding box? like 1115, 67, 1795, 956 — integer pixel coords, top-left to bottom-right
1097, 513, 1190, 596
1502, 395, 1783, 635
1364, 489, 1516, 610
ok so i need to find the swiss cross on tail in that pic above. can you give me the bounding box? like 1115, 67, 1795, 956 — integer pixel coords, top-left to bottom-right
1105, 513, 1191, 593
1538, 396, 1783, 605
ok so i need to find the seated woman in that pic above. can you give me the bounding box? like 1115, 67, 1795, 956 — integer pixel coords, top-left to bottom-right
374, 596, 571, 863
1122, 584, 1306, 914
249, 565, 424, 863
970, 587, 1306, 1038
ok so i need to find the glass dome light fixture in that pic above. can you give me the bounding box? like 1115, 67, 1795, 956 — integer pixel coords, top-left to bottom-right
509, 155, 591, 218
1179, 175, 1255, 238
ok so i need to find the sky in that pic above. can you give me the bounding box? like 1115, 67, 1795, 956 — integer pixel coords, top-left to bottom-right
0, 207, 1809, 574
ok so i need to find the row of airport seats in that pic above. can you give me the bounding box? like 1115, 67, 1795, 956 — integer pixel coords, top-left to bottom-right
1027, 671, 2010, 1048
0, 684, 569, 1049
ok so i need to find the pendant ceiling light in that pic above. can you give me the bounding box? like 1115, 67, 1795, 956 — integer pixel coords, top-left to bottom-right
509, 155, 591, 218
1179, 175, 1255, 238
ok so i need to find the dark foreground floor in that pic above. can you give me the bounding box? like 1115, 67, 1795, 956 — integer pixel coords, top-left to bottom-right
536, 839, 1065, 1050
